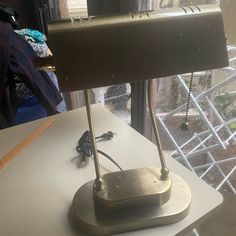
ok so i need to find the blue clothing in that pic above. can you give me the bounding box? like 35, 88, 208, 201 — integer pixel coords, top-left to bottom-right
15, 28, 67, 113
15, 28, 46, 44
16, 97, 47, 124
0, 21, 62, 129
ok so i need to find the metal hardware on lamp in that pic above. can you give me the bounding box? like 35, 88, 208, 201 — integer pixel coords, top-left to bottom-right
48, 4, 228, 235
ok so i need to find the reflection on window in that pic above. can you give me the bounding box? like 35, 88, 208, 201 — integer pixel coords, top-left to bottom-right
67, 0, 87, 17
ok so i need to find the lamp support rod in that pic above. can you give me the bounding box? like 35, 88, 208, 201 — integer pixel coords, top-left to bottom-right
84, 89, 103, 191
148, 80, 169, 180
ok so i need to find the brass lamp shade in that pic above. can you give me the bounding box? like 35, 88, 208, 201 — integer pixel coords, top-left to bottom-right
48, 4, 228, 92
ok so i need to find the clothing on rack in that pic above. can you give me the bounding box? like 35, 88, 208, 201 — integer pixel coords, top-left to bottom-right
15, 28, 47, 44
14, 29, 49, 105
0, 21, 62, 129
15, 28, 67, 112
15, 78, 33, 105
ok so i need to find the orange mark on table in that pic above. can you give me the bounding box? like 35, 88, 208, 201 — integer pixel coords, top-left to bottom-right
0, 118, 55, 170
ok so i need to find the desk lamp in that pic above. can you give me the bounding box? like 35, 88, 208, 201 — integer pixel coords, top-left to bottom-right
48, 4, 228, 235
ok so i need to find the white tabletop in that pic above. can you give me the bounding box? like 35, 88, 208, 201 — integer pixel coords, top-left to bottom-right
0, 104, 222, 236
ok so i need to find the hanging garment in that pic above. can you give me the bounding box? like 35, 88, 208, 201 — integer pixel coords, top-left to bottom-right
14, 29, 48, 106
0, 21, 15, 128
15, 28, 46, 44
0, 21, 62, 129
14, 76, 34, 105
15, 28, 67, 112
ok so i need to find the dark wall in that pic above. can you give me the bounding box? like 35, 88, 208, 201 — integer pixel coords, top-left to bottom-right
0, 0, 40, 29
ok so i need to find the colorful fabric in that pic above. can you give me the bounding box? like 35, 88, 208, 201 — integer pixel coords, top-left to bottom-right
15, 28, 46, 44
15, 29, 67, 112
0, 21, 62, 129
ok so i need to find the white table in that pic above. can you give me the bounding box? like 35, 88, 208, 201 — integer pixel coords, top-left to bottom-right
0, 104, 222, 236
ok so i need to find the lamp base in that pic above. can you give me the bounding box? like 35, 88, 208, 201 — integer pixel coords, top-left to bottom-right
94, 167, 172, 210
71, 172, 191, 236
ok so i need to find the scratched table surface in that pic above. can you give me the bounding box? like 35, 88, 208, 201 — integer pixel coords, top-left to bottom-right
0, 104, 222, 236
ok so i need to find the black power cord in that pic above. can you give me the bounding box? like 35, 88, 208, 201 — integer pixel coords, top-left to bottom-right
76, 130, 123, 171
97, 150, 123, 172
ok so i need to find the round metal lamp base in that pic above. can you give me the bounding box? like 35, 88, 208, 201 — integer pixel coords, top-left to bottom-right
71, 172, 191, 236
